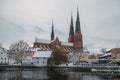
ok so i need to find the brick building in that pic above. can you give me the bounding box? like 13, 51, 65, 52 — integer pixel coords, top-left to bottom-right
33, 8, 83, 54
111, 48, 120, 59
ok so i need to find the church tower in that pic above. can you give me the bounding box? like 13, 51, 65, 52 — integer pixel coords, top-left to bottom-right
68, 13, 74, 43
51, 21, 55, 41
74, 7, 83, 51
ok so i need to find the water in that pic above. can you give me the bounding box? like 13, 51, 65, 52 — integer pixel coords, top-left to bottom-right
0, 70, 119, 80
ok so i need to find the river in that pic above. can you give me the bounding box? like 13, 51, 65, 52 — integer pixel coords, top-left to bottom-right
0, 69, 119, 80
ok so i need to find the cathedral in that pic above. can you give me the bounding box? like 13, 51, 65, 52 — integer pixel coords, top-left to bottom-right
33, 8, 83, 54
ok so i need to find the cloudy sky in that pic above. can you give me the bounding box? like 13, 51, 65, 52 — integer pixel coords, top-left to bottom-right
0, 0, 120, 50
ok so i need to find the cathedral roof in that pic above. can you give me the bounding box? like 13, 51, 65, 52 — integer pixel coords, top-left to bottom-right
33, 51, 52, 58
35, 37, 73, 46
35, 38, 51, 44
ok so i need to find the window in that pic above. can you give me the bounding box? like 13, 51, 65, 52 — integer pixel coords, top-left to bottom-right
36, 58, 39, 59
37, 61, 39, 63
43, 58, 46, 59
1, 58, 3, 60
43, 61, 44, 64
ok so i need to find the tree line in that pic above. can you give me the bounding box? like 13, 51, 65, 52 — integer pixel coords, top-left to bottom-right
1, 40, 68, 66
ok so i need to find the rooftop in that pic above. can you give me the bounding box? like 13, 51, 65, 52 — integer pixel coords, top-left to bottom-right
33, 51, 52, 58
35, 38, 51, 44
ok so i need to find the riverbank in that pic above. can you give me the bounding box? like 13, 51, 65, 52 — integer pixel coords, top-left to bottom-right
0, 64, 120, 73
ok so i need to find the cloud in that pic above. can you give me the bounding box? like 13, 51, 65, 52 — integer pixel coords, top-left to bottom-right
55, 29, 65, 35
84, 35, 117, 50
0, 18, 26, 38
0, 17, 27, 48
34, 26, 45, 33
0, 0, 120, 50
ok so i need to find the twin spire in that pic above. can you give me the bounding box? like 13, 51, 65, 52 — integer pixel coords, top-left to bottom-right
51, 7, 81, 42
69, 7, 81, 36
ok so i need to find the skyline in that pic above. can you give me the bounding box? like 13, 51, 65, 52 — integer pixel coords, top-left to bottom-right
0, 0, 120, 50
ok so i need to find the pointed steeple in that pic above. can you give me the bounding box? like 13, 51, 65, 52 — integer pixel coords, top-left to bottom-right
77, 7, 79, 21
69, 13, 74, 36
35, 36, 37, 42
75, 6, 81, 33
68, 13, 74, 43
51, 21, 55, 41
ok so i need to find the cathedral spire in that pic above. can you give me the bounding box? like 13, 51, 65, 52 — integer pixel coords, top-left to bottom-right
35, 36, 37, 42
77, 7, 79, 21
75, 6, 81, 33
68, 13, 74, 43
51, 21, 54, 41
69, 12, 74, 36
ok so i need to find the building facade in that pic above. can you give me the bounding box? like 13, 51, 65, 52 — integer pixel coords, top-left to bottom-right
33, 8, 83, 54
0, 47, 14, 65
111, 48, 120, 59
32, 51, 52, 66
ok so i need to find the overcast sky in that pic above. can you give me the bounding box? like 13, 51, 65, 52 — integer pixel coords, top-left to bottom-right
0, 0, 120, 50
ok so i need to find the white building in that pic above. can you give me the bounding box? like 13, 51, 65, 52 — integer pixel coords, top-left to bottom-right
22, 56, 33, 65
32, 51, 52, 67
0, 48, 14, 65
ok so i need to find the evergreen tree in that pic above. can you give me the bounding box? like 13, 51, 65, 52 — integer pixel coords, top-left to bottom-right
48, 47, 68, 66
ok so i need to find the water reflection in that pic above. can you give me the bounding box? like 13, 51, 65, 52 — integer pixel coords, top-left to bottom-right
0, 70, 119, 80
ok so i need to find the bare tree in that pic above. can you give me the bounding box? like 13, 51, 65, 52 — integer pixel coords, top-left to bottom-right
101, 48, 106, 54
8, 40, 29, 65
0, 43, 2, 48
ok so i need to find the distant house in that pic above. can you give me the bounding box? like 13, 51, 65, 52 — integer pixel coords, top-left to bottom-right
110, 48, 120, 64
0, 48, 14, 65
98, 52, 112, 64
87, 54, 98, 64
111, 48, 120, 59
22, 56, 33, 65
32, 51, 52, 66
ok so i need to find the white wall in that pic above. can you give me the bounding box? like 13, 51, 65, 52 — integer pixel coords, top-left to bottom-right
32, 57, 48, 66
0, 49, 9, 64
0, 48, 15, 65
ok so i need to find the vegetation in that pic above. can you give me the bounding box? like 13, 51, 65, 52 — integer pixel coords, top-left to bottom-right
101, 48, 106, 54
8, 40, 29, 64
48, 47, 68, 66
0, 43, 2, 48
